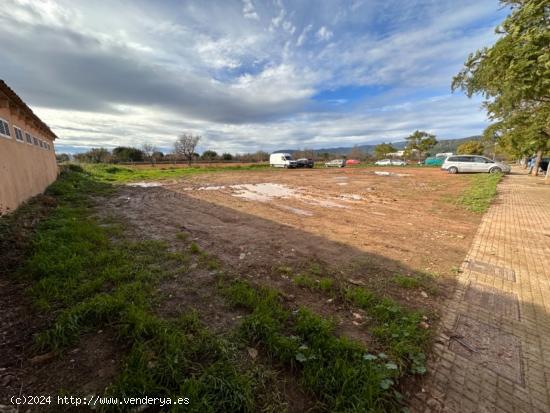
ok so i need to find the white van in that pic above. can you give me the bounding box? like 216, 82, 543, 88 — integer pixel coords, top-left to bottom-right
270, 153, 297, 168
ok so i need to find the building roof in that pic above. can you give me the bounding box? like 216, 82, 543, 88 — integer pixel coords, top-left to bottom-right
0, 80, 58, 141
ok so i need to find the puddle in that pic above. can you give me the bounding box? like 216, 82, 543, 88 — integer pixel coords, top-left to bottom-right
198, 185, 226, 190
374, 171, 411, 177
231, 183, 297, 202
126, 182, 163, 187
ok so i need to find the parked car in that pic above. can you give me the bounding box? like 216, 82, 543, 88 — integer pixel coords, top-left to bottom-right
270, 152, 297, 168
375, 159, 406, 166
325, 159, 346, 168
346, 159, 360, 166
424, 156, 447, 166
391, 159, 406, 166
296, 158, 314, 168
441, 155, 511, 174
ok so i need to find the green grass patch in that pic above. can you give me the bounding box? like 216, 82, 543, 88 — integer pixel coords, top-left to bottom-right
344, 287, 428, 375
293, 274, 334, 292
290, 272, 430, 376
82, 163, 269, 184
392, 275, 421, 289
224, 280, 408, 412
12, 169, 285, 412
457, 173, 502, 213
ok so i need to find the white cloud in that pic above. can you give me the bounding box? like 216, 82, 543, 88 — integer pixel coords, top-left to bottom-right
242, 0, 259, 20
0, 0, 504, 154
316, 26, 333, 41
296, 24, 312, 46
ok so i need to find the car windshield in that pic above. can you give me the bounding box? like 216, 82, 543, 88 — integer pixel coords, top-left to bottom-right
284, 155, 292, 160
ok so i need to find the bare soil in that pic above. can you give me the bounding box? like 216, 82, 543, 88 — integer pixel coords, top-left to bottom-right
111, 166, 477, 280
105, 166, 480, 346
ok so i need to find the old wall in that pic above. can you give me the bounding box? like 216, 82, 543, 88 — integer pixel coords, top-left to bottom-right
0, 106, 58, 215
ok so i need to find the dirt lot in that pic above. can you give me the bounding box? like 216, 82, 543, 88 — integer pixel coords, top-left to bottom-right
0, 166, 484, 411
114, 166, 478, 283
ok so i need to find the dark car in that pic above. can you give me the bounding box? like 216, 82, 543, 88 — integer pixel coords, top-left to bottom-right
296, 158, 314, 168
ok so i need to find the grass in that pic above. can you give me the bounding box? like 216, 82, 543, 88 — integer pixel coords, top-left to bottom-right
12, 169, 286, 412
82, 163, 269, 183
457, 173, 502, 213
293, 274, 334, 292
223, 280, 405, 412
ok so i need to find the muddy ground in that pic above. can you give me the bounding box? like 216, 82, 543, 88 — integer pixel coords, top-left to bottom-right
115, 166, 478, 281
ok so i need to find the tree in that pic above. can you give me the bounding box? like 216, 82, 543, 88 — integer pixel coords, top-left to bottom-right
374, 143, 397, 159
174, 133, 201, 166
112, 147, 144, 163
349, 145, 366, 160
457, 140, 485, 155
405, 130, 437, 161
201, 150, 219, 161
152, 151, 164, 163
452, 0, 549, 177
142, 143, 158, 166
56, 153, 70, 163
222, 153, 233, 161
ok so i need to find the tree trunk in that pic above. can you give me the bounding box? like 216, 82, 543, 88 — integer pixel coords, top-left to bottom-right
531, 150, 543, 176
546, 163, 549, 180
521, 156, 528, 168
187, 156, 192, 167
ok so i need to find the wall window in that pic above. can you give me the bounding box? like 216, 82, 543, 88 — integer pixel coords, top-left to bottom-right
14, 126, 24, 142
25, 132, 32, 144
39, 140, 44, 148
33, 136, 38, 146
0, 118, 11, 138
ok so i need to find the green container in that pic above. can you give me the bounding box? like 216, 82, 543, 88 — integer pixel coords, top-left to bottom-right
424, 156, 445, 166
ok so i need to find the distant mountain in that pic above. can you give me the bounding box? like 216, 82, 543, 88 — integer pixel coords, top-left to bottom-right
275, 136, 481, 156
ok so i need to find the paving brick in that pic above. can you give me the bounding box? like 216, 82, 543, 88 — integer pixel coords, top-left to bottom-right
413, 173, 550, 412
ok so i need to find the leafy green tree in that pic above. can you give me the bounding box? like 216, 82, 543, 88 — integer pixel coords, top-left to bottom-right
457, 140, 485, 155
374, 143, 397, 159
222, 152, 233, 161
452, 0, 550, 176
405, 130, 437, 161
201, 150, 219, 160
112, 147, 144, 163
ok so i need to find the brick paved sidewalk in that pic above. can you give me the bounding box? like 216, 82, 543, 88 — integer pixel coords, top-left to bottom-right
412, 173, 550, 413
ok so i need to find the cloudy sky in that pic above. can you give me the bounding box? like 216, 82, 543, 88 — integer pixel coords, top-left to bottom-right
1, 0, 507, 154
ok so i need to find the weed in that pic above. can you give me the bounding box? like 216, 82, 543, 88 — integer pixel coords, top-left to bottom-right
345, 287, 429, 374
293, 274, 317, 288
189, 242, 201, 254
457, 173, 502, 213
176, 232, 189, 241
318, 278, 334, 291
224, 280, 405, 412
393, 274, 421, 289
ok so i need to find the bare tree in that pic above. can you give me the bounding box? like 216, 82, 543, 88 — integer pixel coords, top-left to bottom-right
142, 143, 158, 166
174, 133, 201, 166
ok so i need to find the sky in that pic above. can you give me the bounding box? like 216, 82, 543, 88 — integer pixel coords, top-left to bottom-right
0, 0, 508, 154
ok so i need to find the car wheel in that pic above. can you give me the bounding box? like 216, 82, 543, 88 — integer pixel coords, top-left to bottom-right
448, 166, 458, 174
489, 167, 502, 174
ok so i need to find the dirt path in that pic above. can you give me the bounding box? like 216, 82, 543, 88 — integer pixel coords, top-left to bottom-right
412, 173, 550, 412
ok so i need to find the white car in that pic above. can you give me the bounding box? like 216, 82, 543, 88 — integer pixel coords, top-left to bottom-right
441, 155, 511, 174
375, 159, 406, 166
